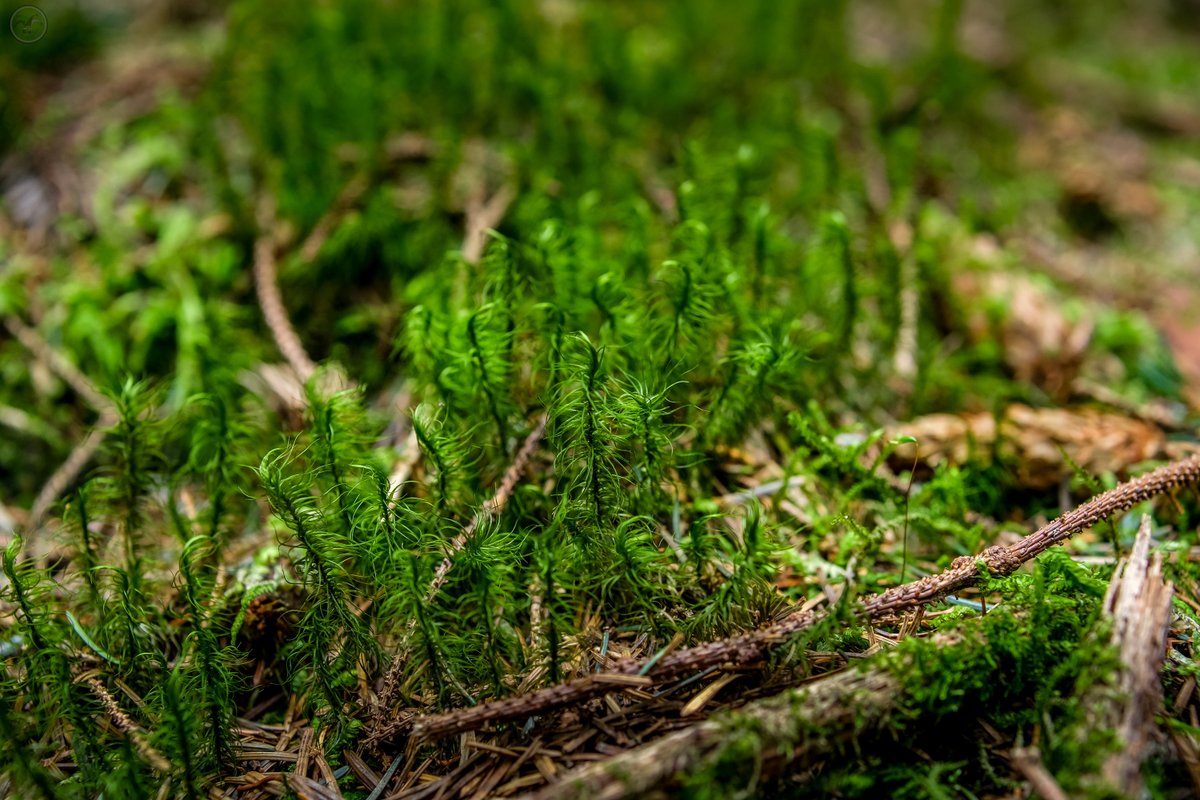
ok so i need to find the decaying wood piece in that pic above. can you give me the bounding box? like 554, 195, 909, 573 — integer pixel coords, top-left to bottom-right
394, 454, 1200, 743
1082, 514, 1173, 797
522, 516, 1175, 800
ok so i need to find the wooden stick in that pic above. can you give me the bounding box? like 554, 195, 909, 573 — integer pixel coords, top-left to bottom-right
5, 314, 118, 526
368, 417, 547, 738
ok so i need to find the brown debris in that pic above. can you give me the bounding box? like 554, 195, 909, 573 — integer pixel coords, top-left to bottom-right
1019, 108, 1162, 236
527, 631, 967, 799
370, 415, 548, 742
1009, 746, 1070, 800
889, 403, 1167, 489
457, 141, 517, 265
424, 414, 548, 605
4, 314, 118, 526
80, 676, 172, 774
953, 271, 1094, 401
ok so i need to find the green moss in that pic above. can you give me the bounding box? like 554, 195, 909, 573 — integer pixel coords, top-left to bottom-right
2, 0, 1197, 795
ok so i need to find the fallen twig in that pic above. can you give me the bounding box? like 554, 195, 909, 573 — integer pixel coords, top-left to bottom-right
299, 134, 437, 264
29, 426, 111, 527
3, 315, 111, 412
4, 314, 117, 526
254, 196, 317, 383
401, 454, 1200, 742
425, 413, 547, 604
462, 185, 515, 265
299, 174, 369, 263
1010, 747, 1070, 800
369, 416, 547, 738
526, 629, 966, 799
81, 676, 171, 774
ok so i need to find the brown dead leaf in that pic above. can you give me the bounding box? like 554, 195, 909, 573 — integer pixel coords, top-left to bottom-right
954, 271, 1094, 401
1020, 108, 1161, 237
890, 404, 1166, 489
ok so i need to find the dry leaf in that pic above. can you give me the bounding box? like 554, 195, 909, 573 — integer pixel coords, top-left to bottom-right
954, 272, 1094, 401
890, 404, 1165, 489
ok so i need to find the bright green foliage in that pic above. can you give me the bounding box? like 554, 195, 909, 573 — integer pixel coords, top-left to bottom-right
257, 445, 378, 743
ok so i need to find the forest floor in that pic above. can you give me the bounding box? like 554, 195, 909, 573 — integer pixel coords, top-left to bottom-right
3, 2, 1200, 799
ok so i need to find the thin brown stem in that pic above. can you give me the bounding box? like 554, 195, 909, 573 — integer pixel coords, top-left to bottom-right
3, 315, 111, 413
425, 413, 546, 605
5, 314, 117, 526
369, 415, 547, 738
81, 676, 171, 773
254, 196, 316, 383
30, 423, 113, 527
462, 185, 515, 265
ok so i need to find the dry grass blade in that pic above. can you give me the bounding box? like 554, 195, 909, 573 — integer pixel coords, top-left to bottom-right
295, 727, 315, 780
288, 774, 343, 800
679, 672, 737, 717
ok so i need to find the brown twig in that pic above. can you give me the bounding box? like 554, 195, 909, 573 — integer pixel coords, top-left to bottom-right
254, 196, 317, 383
3, 315, 111, 412
528, 633, 965, 799
462, 184, 515, 265
1010, 747, 1070, 800
29, 425, 112, 527
299, 174, 370, 263
300, 134, 437, 264
4, 314, 117, 526
401, 454, 1200, 742
81, 676, 172, 773
369, 416, 547, 738
425, 414, 547, 604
